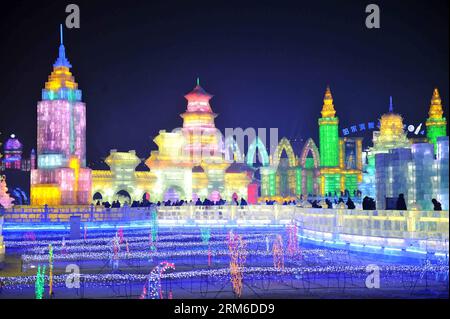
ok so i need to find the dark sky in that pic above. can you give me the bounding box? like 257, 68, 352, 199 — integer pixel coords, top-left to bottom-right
0, 0, 448, 169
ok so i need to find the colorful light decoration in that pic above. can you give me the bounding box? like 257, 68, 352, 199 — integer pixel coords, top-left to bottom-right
35, 264, 46, 299
140, 261, 175, 299
8, 232, 268, 249
150, 209, 158, 244
6, 228, 448, 300
272, 234, 284, 271
2, 263, 446, 291
200, 226, 212, 266
118, 227, 124, 244
200, 227, 211, 244
48, 244, 54, 297
111, 233, 120, 268
125, 239, 130, 257
227, 231, 247, 298
0, 175, 14, 209
22, 237, 270, 255
286, 222, 299, 257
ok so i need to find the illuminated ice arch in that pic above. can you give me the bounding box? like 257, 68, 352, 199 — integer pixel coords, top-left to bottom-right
299, 138, 321, 196
300, 138, 320, 167
115, 190, 132, 204
268, 137, 301, 197
93, 192, 103, 201
92, 183, 152, 204
271, 137, 297, 167
224, 136, 244, 163
246, 137, 270, 167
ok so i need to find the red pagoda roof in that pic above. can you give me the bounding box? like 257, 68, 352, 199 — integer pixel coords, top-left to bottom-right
184, 78, 213, 101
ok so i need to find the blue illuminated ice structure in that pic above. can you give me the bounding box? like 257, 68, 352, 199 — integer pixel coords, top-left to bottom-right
375, 137, 449, 210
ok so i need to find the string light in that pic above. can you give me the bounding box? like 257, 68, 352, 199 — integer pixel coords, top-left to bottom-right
48, 244, 54, 297
286, 222, 300, 257
272, 234, 284, 270
3, 264, 446, 290
228, 231, 247, 297
140, 262, 175, 299
34, 265, 46, 299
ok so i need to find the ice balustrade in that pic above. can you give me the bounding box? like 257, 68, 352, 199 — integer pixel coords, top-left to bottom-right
2, 206, 448, 246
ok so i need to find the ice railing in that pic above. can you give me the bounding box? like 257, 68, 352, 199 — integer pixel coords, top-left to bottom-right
2, 205, 448, 253
2, 205, 449, 242
155, 205, 449, 252
1, 206, 153, 222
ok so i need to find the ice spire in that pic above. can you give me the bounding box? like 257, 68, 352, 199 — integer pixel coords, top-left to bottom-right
321, 85, 336, 118
54, 24, 72, 68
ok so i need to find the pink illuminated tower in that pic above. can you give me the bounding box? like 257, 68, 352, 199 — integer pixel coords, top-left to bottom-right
30, 25, 91, 206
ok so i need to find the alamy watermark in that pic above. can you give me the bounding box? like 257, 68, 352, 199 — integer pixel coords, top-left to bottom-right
365, 264, 380, 289
365, 4, 380, 29
65, 263, 81, 289
163, 127, 279, 167
65, 4, 80, 29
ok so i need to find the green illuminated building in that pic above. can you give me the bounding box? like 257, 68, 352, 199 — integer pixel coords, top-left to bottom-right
426, 88, 447, 155
319, 86, 340, 167
318, 87, 363, 196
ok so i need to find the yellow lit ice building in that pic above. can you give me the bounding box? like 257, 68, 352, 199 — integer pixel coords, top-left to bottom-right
92, 81, 250, 203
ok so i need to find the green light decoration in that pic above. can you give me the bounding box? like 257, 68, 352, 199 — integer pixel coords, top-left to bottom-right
35, 264, 46, 299
200, 227, 211, 244
295, 168, 302, 195
150, 208, 159, 251
426, 88, 447, 155
48, 244, 54, 297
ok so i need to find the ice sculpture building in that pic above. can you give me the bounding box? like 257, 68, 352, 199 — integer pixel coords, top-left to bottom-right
30, 26, 91, 205
375, 137, 449, 210
426, 88, 447, 154
91, 81, 250, 203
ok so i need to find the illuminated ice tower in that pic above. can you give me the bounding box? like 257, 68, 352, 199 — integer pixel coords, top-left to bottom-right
360, 97, 410, 200
181, 79, 229, 198
318, 86, 340, 194
319, 86, 339, 167
426, 88, 447, 155
31, 25, 91, 206
181, 78, 222, 160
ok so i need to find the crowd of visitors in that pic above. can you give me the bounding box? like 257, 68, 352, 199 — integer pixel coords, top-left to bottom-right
93, 193, 443, 211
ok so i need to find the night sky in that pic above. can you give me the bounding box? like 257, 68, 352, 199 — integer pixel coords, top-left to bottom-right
0, 0, 448, 170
